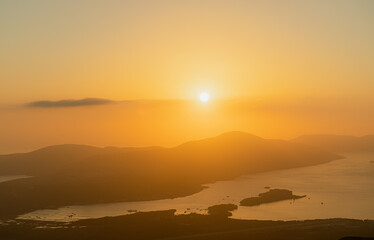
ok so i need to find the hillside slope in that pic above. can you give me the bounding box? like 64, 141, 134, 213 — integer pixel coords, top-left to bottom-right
0, 132, 342, 218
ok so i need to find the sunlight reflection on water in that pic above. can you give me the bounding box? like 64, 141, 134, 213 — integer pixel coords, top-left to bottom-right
19, 153, 374, 222
0, 175, 31, 183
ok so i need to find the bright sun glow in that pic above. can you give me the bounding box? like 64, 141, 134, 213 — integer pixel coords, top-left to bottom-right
199, 92, 210, 102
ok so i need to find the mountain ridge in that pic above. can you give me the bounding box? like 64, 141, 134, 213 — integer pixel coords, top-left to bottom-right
0, 131, 343, 218
292, 134, 374, 153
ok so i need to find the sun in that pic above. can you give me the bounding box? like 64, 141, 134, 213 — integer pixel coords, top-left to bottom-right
199, 92, 210, 102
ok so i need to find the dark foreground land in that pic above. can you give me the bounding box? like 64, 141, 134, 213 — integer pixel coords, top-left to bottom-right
1, 210, 373, 240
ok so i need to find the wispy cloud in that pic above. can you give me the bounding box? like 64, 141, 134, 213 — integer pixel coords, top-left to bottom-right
26, 98, 115, 108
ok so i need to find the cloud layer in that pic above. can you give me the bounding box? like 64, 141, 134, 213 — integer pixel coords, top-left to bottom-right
26, 98, 114, 108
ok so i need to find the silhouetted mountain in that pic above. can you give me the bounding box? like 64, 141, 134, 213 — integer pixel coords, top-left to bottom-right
0, 144, 160, 175
292, 135, 374, 153
0, 132, 342, 218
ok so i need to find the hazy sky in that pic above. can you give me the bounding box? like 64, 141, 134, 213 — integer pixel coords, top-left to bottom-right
1, 0, 374, 153
1, 0, 374, 102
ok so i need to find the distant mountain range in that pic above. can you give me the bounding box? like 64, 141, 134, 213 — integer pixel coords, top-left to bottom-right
292, 135, 374, 153
0, 131, 343, 218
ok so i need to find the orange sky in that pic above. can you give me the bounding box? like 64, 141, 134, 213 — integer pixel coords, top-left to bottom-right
0, 0, 374, 153
1, 97, 373, 154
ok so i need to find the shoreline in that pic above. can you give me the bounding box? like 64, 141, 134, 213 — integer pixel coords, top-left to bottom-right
2, 210, 374, 240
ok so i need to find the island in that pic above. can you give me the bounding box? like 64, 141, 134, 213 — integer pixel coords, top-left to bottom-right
240, 189, 306, 206
207, 203, 238, 217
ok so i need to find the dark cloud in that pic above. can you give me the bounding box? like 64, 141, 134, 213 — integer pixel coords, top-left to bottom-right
26, 98, 115, 108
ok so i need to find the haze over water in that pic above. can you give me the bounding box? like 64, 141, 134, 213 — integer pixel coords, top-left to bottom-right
19, 153, 374, 222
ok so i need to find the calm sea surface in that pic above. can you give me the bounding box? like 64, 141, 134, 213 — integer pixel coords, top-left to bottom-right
18, 153, 374, 221
0, 175, 30, 183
